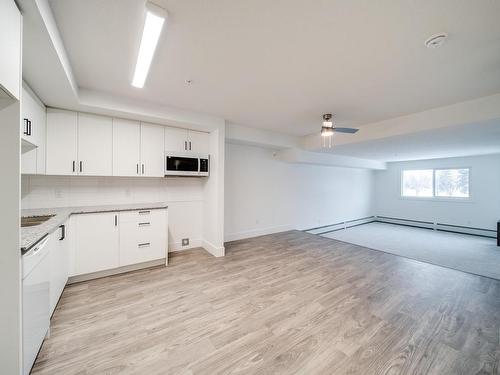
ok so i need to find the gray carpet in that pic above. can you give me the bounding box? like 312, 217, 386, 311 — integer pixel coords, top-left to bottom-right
322, 222, 500, 280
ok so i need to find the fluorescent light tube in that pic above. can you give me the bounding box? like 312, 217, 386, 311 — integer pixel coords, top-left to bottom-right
132, 3, 167, 88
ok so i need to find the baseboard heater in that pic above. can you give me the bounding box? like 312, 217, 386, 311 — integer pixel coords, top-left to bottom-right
375, 216, 496, 239
305, 215, 496, 239
305, 216, 376, 235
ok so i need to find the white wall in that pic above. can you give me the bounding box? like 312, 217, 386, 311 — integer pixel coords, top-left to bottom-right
0, 98, 22, 375
202, 128, 225, 256
22, 175, 205, 251
373, 154, 500, 230
224, 143, 374, 241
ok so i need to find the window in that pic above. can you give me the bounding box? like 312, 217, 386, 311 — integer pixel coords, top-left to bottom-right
401, 168, 470, 199
402, 170, 433, 197
435, 168, 469, 198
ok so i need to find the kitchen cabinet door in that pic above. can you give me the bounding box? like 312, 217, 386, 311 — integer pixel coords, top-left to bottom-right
74, 212, 119, 275
188, 130, 210, 155
78, 113, 113, 176
140, 123, 164, 177
46, 109, 78, 175
164, 126, 188, 153
0, 0, 21, 100
113, 118, 141, 176
21, 84, 47, 174
49, 223, 69, 316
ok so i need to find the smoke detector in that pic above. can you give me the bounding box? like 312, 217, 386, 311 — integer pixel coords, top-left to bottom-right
425, 33, 448, 49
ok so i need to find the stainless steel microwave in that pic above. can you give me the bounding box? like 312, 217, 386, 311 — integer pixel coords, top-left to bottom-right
165, 153, 209, 176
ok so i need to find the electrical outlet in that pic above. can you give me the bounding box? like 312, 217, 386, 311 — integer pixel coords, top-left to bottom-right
182, 238, 189, 246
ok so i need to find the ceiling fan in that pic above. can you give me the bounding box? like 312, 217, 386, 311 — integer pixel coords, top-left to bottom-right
320, 114, 358, 147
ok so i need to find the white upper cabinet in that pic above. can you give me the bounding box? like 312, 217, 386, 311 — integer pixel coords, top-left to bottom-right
165, 126, 210, 154
0, 0, 21, 100
140, 123, 165, 177
21, 85, 42, 145
164, 127, 188, 153
21, 84, 47, 175
112, 118, 141, 177
46, 109, 78, 175
77, 113, 113, 176
47, 110, 113, 176
188, 130, 210, 155
46, 109, 208, 177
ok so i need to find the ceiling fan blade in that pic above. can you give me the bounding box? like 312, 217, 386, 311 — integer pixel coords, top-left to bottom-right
333, 127, 359, 134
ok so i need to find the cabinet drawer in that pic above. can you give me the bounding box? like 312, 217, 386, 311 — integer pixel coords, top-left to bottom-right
119, 221, 166, 266
119, 209, 165, 224
118, 209, 167, 267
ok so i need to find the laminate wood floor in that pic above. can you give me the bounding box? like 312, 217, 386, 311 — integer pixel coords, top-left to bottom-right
32, 231, 500, 375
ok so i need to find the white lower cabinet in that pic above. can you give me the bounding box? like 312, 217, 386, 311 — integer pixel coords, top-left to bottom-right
73, 208, 168, 276
74, 212, 120, 275
119, 209, 167, 266
49, 222, 69, 316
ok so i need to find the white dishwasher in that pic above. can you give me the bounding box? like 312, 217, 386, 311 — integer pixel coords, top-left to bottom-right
22, 235, 51, 375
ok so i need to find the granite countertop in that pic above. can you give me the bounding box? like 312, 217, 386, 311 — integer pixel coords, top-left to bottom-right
21, 202, 168, 252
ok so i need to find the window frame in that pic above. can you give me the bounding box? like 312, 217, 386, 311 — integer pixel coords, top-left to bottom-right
400, 169, 434, 199
400, 167, 472, 202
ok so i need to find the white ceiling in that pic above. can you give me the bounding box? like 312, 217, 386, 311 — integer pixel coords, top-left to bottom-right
48, 0, 500, 136
326, 120, 500, 162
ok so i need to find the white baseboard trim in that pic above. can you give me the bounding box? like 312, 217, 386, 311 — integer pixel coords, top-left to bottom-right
224, 224, 295, 242
169, 239, 202, 253
202, 239, 225, 257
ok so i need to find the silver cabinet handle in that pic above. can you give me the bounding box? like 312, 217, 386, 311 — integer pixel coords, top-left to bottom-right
139, 210, 150, 215
79, 161, 83, 172
189, 141, 192, 151
114, 214, 117, 226
184, 141, 187, 150
138, 242, 151, 248
136, 163, 139, 174
142, 164, 145, 175
138, 222, 151, 226
72, 160, 76, 173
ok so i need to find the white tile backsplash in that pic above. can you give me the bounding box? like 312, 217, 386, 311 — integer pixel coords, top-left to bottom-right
22, 175, 204, 209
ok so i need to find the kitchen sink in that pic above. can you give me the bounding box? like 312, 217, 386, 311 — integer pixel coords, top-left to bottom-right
21, 215, 55, 227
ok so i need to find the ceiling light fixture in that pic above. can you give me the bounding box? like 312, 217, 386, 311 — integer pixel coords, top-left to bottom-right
319, 114, 359, 148
132, 2, 168, 88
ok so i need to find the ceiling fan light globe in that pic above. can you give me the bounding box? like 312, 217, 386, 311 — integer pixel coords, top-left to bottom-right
321, 127, 334, 137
